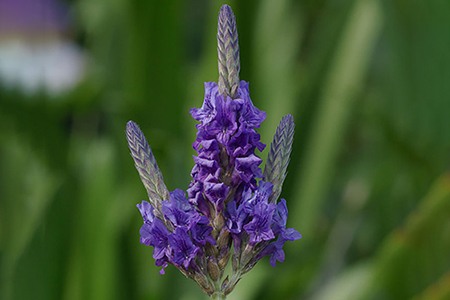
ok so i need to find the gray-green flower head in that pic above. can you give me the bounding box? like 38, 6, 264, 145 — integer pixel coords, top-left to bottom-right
217, 4, 240, 98
126, 121, 169, 220
264, 114, 295, 203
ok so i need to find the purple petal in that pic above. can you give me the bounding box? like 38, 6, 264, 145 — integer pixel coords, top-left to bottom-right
169, 228, 200, 269
137, 200, 155, 223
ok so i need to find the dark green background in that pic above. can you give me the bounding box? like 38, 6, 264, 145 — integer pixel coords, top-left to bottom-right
1, 0, 450, 299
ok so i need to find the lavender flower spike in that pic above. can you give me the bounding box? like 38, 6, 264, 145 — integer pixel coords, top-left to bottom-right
264, 114, 295, 203
217, 4, 240, 98
126, 5, 301, 299
126, 121, 170, 219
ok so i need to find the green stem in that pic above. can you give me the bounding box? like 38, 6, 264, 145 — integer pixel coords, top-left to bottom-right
211, 292, 226, 300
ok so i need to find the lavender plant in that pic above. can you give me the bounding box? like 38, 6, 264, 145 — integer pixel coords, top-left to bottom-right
126, 5, 301, 299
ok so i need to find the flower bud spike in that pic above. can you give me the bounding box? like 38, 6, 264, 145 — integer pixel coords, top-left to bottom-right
264, 114, 295, 203
217, 4, 240, 98
126, 121, 170, 216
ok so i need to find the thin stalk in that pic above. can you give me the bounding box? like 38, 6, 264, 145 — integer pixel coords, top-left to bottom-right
211, 289, 226, 300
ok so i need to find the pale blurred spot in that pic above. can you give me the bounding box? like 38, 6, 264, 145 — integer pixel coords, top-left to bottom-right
0, 0, 86, 96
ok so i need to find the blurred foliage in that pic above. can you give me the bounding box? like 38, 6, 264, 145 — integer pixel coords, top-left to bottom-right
1, 0, 450, 299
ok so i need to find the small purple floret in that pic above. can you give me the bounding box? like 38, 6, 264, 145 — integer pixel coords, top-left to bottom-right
257, 199, 302, 266
169, 227, 200, 269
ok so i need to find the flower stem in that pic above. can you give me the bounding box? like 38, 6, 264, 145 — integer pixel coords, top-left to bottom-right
211, 292, 226, 300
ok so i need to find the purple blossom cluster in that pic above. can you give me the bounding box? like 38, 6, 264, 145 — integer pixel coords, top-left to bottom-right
188, 81, 300, 265
228, 183, 301, 267
133, 80, 300, 279
127, 4, 301, 298
137, 190, 214, 274
188, 81, 265, 214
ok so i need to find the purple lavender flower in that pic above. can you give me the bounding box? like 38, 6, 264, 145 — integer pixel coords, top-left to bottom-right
162, 189, 201, 229
226, 198, 247, 234
169, 227, 200, 269
243, 201, 276, 244
257, 199, 302, 266
126, 4, 301, 298
137, 201, 171, 273
188, 80, 266, 214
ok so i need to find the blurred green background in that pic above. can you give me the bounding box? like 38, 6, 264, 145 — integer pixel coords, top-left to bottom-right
1, 0, 450, 299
